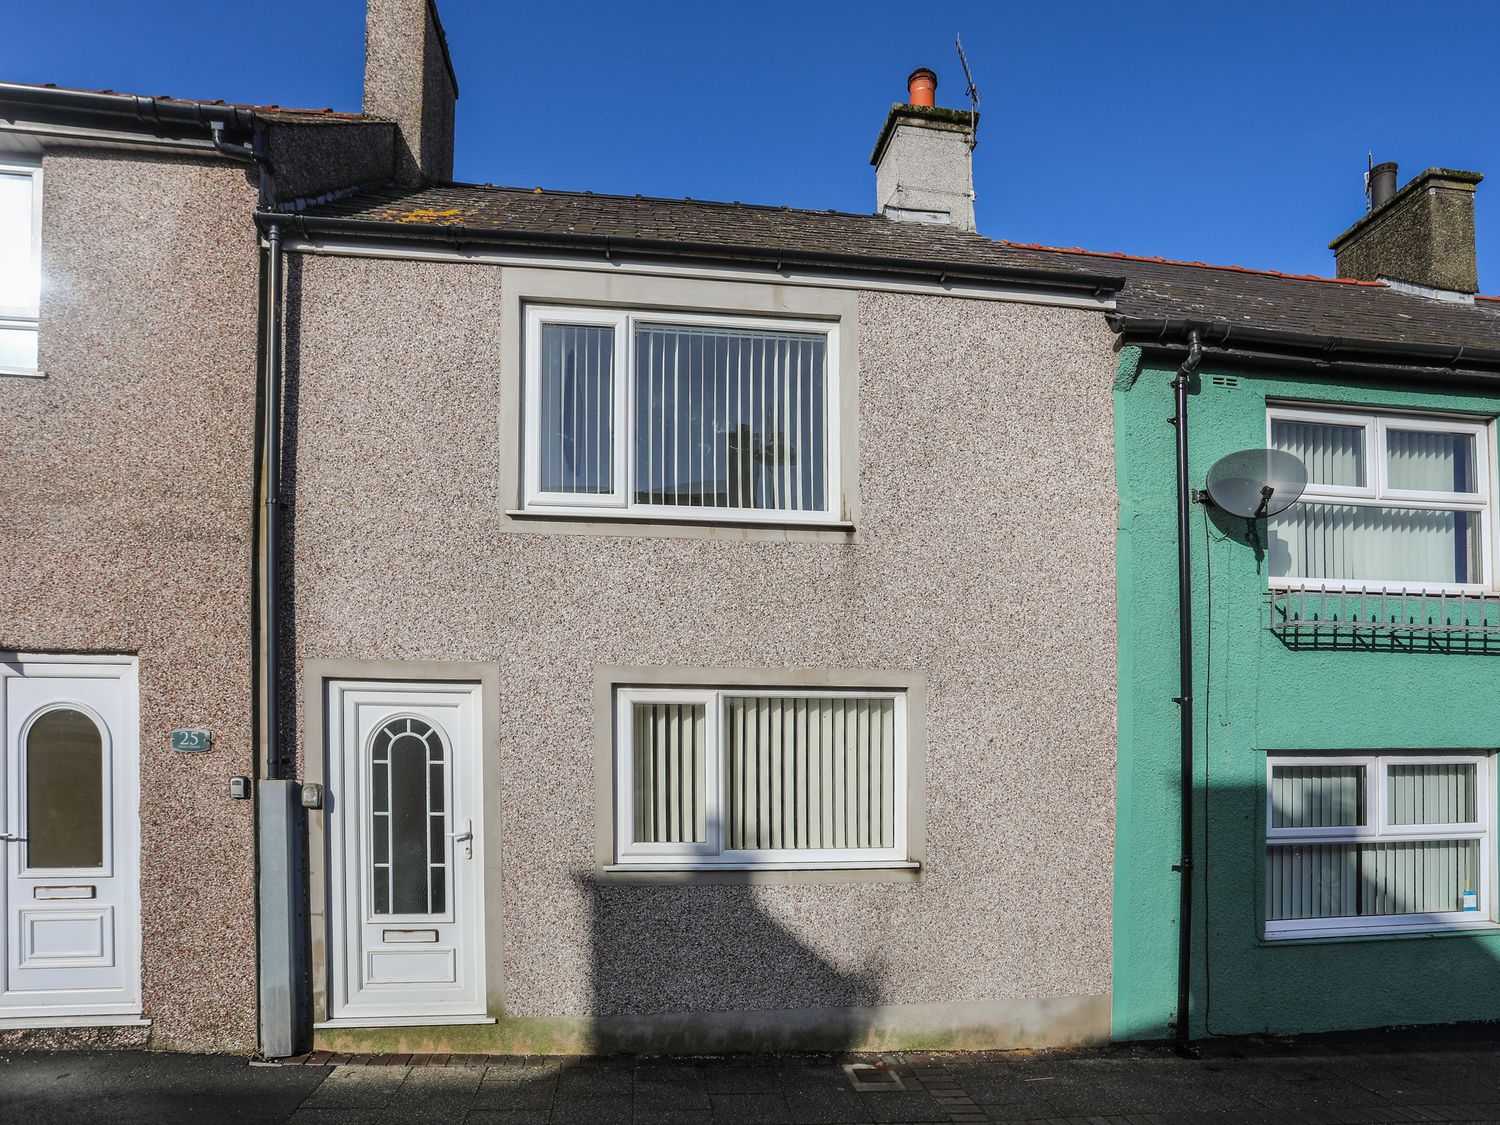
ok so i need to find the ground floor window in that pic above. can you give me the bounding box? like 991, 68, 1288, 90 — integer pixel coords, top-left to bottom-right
1265, 751, 1494, 939
613, 687, 908, 869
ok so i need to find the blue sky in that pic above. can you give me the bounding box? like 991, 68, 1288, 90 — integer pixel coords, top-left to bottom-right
9, 1, 1500, 284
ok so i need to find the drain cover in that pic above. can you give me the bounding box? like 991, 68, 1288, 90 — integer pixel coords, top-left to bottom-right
843, 1063, 905, 1091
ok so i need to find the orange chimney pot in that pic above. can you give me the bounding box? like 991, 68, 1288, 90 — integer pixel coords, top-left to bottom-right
907, 68, 937, 107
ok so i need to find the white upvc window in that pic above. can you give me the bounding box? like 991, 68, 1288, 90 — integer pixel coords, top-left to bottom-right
522, 305, 840, 524
1265, 751, 1495, 939
0, 159, 42, 375
612, 687, 909, 870
1267, 405, 1496, 593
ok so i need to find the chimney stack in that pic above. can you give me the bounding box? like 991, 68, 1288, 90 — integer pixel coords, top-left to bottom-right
364, 0, 458, 185
870, 68, 978, 231
1331, 163, 1484, 297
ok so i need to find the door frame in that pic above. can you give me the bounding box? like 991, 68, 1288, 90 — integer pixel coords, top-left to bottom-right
303, 660, 502, 1029
0, 653, 143, 1030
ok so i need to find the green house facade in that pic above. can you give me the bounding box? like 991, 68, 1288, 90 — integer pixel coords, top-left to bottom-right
1112, 293, 1500, 1039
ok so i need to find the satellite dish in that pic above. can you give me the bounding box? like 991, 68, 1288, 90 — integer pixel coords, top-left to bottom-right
1204, 448, 1308, 519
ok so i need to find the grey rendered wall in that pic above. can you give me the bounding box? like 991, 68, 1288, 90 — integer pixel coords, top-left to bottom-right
284, 253, 1119, 1047
0, 150, 261, 1052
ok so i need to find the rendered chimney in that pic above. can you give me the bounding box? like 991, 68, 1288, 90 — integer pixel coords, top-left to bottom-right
1331, 163, 1484, 297
870, 68, 978, 231
363, 0, 459, 185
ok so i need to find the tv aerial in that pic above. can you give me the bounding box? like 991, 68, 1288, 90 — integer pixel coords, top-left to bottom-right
955, 35, 980, 149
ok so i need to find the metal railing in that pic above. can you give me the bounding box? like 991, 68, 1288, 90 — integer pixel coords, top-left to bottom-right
1268, 585, 1500, 650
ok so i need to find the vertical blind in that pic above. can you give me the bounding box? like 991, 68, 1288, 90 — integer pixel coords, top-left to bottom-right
538, 323, 615, 495
1267, 759, 1483, 923
1388, 763, 1477, 825
1271, 419, 1365, 487
1270, 764, 1365, 829
634, 325, 827, 512
625, 692, 901, 857
1387, 429, 1476, 493
724, 695, 896, 851
631, 702, 707, 845
1269, 505, 1479, 585
1268, 840, 1480, 920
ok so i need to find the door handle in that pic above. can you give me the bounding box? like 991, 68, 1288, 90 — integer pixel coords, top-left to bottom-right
448, 818, 473, 859
0, 833, 23, 842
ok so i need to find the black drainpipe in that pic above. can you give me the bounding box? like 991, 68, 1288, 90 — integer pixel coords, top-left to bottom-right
261, 218, 285, 781
1170, 327, 1203, 1049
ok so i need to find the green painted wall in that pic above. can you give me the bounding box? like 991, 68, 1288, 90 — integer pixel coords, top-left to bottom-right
1113, 346, 1500, 1040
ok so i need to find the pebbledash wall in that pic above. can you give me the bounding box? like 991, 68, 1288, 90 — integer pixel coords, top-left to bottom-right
0, 150, 262, 1052
281, 251, 1121, 1053
1113, 345, 1500, 1041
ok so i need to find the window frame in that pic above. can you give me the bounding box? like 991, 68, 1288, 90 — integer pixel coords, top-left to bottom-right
0, 157, 43, 377
612, 686, 909, 870
1266, 405, 1497, 594
522, 304, 842, 526
1264, 750, 1495, 940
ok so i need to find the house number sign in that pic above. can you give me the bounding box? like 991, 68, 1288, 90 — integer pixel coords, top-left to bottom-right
171, 728, 213, 753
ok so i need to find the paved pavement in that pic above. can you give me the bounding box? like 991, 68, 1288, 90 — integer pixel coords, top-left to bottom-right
9, 1036, 1500, 1124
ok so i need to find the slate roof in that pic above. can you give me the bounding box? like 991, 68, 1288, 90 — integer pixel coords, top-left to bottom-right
296, 182, 1500, 359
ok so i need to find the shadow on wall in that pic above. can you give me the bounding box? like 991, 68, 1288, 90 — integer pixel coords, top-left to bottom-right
1197, 771, 1500, 1038
578, 873, 887, 1055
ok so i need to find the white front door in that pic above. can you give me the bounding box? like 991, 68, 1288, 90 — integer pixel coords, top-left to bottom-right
324, 680, 488, 1025
0, 656, 141, 1026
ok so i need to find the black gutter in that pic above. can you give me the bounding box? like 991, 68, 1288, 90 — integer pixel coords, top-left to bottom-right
1169, 328, 1203, 1051
1113, 316, 1500, 380
258, 212, 1127, 297
0, 82, 273, 204
0, 81, 259, 136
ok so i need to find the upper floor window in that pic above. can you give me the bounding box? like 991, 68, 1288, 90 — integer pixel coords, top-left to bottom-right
0, 160, 41, 374
523, 305, 839, 524
1268, 406, 1494, 592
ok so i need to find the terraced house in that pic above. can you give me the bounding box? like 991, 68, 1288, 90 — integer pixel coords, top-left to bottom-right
2, 0, 1499, 1061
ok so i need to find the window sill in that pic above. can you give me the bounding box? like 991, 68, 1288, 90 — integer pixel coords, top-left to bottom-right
507, 508, 855, 533
606, 860, 920, 873
1264, 918, 1500, 943
0, 366, 45, 379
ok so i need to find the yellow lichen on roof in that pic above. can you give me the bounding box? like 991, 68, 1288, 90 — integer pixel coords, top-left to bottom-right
380, 207, 467, 224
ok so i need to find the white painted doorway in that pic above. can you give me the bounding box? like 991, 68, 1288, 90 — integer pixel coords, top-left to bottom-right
322, 680, 489, 1026
0, 655, 142, 1028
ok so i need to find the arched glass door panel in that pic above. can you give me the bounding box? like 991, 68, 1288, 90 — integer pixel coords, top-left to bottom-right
25, 707, 105, 870
370, 716, 446, 915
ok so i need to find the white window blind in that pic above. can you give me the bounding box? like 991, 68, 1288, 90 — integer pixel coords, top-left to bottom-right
614, 688, 907, 869
1265, 753, 1492, 939
524, 306, 838, 523
538, 323, 615, 496
0, 163, 41, 373
1267, 408, 1493, 591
